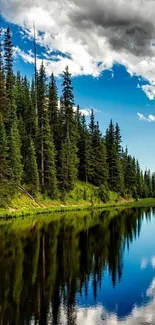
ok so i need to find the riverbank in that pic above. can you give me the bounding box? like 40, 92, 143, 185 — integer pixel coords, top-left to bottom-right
0, 196, 155, 219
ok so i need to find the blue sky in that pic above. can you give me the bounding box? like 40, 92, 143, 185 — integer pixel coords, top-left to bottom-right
1, 0, 155, 172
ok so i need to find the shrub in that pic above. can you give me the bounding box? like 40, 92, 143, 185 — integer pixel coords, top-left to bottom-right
98, 185, 110, 203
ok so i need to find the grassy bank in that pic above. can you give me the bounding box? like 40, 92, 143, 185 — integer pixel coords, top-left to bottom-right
0, 182, 155, 219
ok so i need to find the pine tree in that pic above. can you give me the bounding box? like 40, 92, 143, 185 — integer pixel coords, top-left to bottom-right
37, 62, 58, 197
152, 173, 155, 197
0, 113, 12, 205
0, 28, 6, 119
43, 112, 58, 198
14, 71, 23, 118
60, 137, 78, 192
87, 109, 96, 183
106, 120, 123, 193
48, 72, 59, 146
24, 137, 39, 195
124, 155, 137, 196
4, 27, 14, 110
61, 66, 75, 140
136, 160, 143, 197
0, 113, 8, 182
22, 76, 36, 139
92, 122, 108, 186
115, 123, 122, 155
59, 66, 78, 192
77, 114, 90, 182
9, 114, 23, 186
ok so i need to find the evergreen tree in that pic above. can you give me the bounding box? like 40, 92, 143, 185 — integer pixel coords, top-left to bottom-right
9, 114, 23, 186
0, 29, 6, 119
92, 122, 108, 186
87, 109, 96, 183
0, 113, 12, 205
24, 137, 39, 195
48, 72, 59, 147
22, 76, 36, 139
37, 62, 58, 197
14, 71, 23, 118
61, 66, 75, 140
77, 114, 90, 182
152, 173, 155, 197
106, 120, 123, 193
60, 138, 78, 192
0, 113, 9, 182
136, 160, 143, 197
124, 155, 137, 196
115, 123, 122, 155
43, 112, 58, 198
4, 27, 14, 110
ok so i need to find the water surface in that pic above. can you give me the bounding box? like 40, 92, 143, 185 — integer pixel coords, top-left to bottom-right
0, 207, 155, 324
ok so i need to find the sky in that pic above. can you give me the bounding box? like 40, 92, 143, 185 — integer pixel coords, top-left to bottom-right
1, 0, 155, 171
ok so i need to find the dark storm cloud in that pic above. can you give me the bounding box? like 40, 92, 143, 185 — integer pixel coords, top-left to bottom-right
69, 0, 155, 56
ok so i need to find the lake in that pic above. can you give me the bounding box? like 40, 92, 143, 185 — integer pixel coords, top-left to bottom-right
0, 207, 155, 324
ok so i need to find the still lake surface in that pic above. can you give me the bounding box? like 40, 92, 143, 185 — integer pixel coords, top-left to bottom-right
0, 207, 155, 324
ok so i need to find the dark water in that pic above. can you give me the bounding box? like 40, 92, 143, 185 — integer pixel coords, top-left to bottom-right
0, 207, 155, 324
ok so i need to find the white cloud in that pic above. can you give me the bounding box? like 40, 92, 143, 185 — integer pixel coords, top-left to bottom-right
141, 258, 148, 269
137, 112, 155, 122
2, 0, 155, 100
139, 84, 155, 100
57, 100, 92, 116
146, 278, 155, 298
141, 256, 155, 269
59, 297, 155, 325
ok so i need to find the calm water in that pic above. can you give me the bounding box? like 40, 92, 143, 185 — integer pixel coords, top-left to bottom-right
0, 207, 155, 324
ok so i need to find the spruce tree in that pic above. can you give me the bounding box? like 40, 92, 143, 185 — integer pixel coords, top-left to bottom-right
115, 123, 122, 155
0, 113, 8, 182
106, 120, 123, 193
152, 173, 155, 197
60, 137, 78, 192
0, 113, 12, 205
24, 137, 39, 195
43, 110, 58, 198
59, 66, 78, 191
61, 66, 75, 140
14, 71, 23, 118
87, 109, 96, 183
22, 76, 36, 139
37, 62, 58, 197
4, 27, 14, 110
77, 114, 90, 182
92, 122, 108, 186
48, 72, 59, 146
9, 114, 23, 186
0, 29, 6, 119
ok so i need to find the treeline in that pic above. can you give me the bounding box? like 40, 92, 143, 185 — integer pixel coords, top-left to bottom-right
0, 27, 154, 204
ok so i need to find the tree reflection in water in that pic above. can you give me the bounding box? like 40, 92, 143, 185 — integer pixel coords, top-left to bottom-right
0, 207, 152, 325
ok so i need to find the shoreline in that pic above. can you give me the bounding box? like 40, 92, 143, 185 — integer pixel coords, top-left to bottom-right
0, 198, 155, 219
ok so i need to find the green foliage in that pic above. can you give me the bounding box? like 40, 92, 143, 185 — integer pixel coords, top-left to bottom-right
60, 138, 78, 192
105, 120, 123, 193
0, 27, 153, 205
9, 113, 23, 187
24, 138, 39, 195
98, 185, 110, 203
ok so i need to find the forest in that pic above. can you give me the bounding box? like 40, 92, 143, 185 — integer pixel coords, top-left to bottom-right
0, 27, 155, 207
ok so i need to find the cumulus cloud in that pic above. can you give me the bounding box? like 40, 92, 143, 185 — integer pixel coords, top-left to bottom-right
57, 100, 93, 117
59, 297, 155, 325
141, 256, 155, 269
137, 112, 155, 122
2, 0, 155, 98
140, 84, 155, 100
